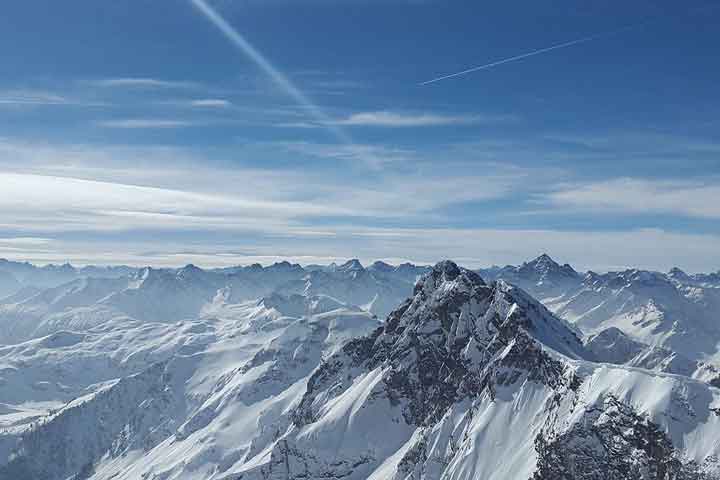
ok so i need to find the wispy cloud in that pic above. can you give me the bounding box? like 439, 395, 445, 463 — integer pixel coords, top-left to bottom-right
0, 172, 360, 234
1, 138, 717, 272
188, 98, 232, 108
545, 178, 720, 219
332, 111, 486, 127
277, 111, 517, 129
0, 90, 68, 105
0, 89, 105, 107
277, 140, 416, 167
0, 237, 52, 247
90, 77, 201, 89
0, 140, 532, 233
3, 225, 718, 273
96, 119, 198, 129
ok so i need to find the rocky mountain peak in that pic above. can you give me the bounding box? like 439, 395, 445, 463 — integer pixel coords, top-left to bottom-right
338, 258, 364, 273
297, 260, 585, 429
177, 263, 204, 279
520, 253, 579, 279
413, 260, 484, 295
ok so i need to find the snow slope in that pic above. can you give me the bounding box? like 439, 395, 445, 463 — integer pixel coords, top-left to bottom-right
484, 255, 720, 366
0, 292, 379, 480
1, 259, 719, 479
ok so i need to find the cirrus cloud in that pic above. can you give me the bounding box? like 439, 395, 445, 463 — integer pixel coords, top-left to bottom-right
546, 178, 720, 219
331, 110, 513, 127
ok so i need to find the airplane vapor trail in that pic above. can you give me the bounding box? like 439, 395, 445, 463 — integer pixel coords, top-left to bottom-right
189, 0, 351, 143
420, 24, 642, 86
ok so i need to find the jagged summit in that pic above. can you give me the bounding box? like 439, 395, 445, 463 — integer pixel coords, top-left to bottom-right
412, 259, 485, 295
176, 263, 204, 278
295, 259, 586, 426
337, 258, 364, 272
519, 253, 579, 279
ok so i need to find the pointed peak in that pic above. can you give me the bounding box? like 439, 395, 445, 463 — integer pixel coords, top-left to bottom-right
338, 259, 364, 272
414, 260, 485, 295
177, 264, 204, 278
668, 267, 690, 280
529, 253, 559, 266
432, 260, 462, 279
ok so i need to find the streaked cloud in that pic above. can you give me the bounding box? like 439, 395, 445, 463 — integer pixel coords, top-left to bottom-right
1, 226, 718, 273
0, 139, 717, 272
0, 89, 105, 107
546, 178, 720, 219
90, 77, 201, 89
0, 140, 534, 235
188, 98, 232, 108
277, 140, 416, 167
0, 90, 68, 105
96, 119, 198, 129
0, 172, 359, 234
332, 111, 501, 127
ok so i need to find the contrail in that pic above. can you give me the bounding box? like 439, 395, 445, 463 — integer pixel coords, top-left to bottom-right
189, 0, 351, 143
420, 24, 642, 86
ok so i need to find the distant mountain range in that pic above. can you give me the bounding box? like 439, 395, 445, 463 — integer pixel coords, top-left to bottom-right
0, 255, 719, 479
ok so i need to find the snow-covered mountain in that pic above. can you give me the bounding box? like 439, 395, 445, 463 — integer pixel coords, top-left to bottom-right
478, 253, 583, 300
0, 292, 380, 480
584, 327, 720, 384
550, 268, 720, 364
0, 259, 135, 292
669, 267, 720, 288
0, 271, 20, 300
2, 261, 720, 479
277, 259, 427, 319
0, 260, 430, 346
483, 255, 720, 367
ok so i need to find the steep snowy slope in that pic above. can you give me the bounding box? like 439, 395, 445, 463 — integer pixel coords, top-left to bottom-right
1, 261, 720, 479
216, 261, 720, 480
0, 293, 379, 480
483, 256, 720, 366
585, 327, 720, 384
553, 269, 720, 363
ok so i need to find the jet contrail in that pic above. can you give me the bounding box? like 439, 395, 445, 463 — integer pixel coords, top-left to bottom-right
420, 24, 642, 86
189, 0, 351, 144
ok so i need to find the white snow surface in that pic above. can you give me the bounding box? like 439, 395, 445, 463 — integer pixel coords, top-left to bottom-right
0, 258, 719, 479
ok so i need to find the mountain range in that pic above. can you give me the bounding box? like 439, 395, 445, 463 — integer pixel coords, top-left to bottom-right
0, 255, 718, 479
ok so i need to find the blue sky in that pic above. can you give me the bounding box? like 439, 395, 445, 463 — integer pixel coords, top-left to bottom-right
0, 0, 719, 271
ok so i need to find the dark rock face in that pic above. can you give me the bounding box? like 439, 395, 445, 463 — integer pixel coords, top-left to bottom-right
533, 396, 709, 480
296, 260, 584, 428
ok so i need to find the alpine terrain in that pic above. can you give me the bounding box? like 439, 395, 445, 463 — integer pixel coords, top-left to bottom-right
0, 257, 719, 479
